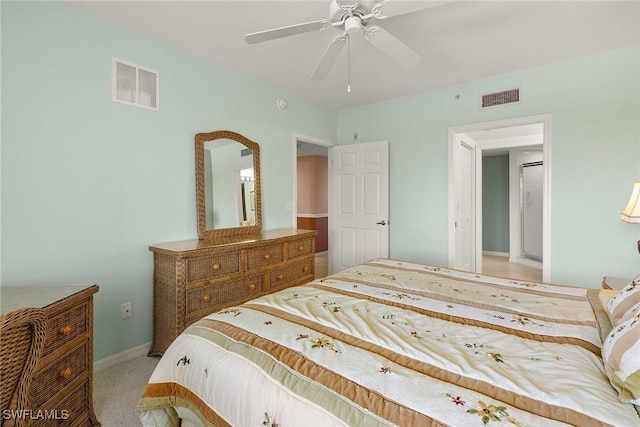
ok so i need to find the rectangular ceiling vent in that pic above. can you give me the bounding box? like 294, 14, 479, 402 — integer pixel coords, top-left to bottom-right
240, 148, 253, 157
112, 57, 159, 111
481, 88, 521, 109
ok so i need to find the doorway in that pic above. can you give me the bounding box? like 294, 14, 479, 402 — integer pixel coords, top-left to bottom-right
448, 115, 551, 282
292, 133, 334, 278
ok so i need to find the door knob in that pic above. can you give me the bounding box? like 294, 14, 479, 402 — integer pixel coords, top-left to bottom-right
376, 220, 387, 226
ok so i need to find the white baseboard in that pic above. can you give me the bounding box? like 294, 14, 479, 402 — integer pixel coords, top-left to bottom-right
94, 341, 152, 374
509, 256, 543, 270
483, 251, 509, 257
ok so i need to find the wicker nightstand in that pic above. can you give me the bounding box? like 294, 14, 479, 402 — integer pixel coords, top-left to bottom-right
0, 285, 100, 426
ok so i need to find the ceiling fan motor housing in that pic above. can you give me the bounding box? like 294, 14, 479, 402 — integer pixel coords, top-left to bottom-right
330, 0, 377, 29
344, 16, 362, 34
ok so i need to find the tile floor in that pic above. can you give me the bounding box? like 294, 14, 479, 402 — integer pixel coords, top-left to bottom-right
481, 254, 543, 282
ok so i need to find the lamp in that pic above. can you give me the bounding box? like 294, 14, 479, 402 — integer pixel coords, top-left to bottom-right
621, 181, 640, 254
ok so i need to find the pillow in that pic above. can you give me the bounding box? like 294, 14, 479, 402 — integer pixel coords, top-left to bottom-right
606, 280, 640, 325
621, 302, 640, 324
602, 314, 640, 405
599, 289, 620, 325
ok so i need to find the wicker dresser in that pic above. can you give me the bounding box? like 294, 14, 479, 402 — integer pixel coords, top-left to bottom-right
148, 228, 316, 355
0, 285, 100, 426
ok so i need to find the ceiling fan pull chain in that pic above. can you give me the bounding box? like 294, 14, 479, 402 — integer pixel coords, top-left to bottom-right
347, 35, 351, 93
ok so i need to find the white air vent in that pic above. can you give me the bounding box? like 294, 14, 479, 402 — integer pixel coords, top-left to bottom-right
481, 88, 521, 109
112, 58, 159, 111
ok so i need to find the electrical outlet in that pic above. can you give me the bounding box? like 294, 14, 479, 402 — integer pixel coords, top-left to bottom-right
121, 302, 132, 319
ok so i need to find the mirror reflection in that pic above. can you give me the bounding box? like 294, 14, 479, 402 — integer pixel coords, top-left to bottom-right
204, 139, 255, 229
195, 130, 261, 240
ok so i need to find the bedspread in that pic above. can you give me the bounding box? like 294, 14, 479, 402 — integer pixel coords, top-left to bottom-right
137, 259, 639, 426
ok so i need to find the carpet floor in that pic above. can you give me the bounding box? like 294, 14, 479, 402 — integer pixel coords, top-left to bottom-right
94, 356, 159, 426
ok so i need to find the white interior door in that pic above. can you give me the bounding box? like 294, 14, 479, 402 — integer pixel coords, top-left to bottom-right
329, 140, 389, 274
455, 136, 476, 272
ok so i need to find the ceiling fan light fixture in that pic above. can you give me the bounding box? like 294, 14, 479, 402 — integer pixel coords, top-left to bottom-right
344, 16, 362, 35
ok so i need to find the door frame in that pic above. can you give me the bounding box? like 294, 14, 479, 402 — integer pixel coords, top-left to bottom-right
292, 132, 335, 260
448, 114, 552, 282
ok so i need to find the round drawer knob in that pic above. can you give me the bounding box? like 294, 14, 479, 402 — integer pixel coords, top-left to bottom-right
60, 325, 72, 336
248, 283, 256, 290
277, 274, 284, 281
203, 294, 211, 302
264, 254, 271, 260
212, 263, 221, 271
61, 367, 72, 379
303, 266, 309, 272
298, 246, 304, 251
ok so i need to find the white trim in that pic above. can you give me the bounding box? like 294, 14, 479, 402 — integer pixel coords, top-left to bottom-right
296, 213, 329, 218
94, 341, 152, 374
509, 256, 543, 270
483, 251, 509, 257
448, 114, 552, 282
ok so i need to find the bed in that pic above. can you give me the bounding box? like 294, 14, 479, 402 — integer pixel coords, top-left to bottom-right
137, 258, 640, 426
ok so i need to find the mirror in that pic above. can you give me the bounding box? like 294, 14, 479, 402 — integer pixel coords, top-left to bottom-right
195, 130, 261, 240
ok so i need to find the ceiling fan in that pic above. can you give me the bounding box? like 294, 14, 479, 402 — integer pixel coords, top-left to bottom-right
244, 0, 423, 90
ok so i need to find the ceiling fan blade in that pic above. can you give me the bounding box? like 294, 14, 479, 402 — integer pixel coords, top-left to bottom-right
365, 26, 422, 68
245, 20, 331, 44
310, 35, 347, 81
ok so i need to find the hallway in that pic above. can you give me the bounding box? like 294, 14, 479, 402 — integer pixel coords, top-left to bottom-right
482, 254, 543, 282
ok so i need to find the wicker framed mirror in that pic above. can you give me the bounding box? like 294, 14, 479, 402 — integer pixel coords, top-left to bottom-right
195, 130, 261, 240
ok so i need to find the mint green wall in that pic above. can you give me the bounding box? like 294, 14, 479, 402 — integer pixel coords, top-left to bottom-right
1, 1, 336, 361
482, 155, 510, 253
2, 2, 639, 362
337, 46, 640, 286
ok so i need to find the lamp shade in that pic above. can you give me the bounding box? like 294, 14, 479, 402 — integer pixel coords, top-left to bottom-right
621, 181, 640, 223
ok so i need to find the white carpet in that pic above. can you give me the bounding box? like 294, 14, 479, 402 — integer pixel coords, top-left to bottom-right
94, 356, 159, 426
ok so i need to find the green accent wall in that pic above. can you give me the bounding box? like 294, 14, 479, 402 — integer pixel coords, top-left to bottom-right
482, 155, 510, 253
2, 1, 639, 361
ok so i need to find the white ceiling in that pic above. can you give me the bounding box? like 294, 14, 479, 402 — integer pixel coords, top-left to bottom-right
67, 0, 640, 110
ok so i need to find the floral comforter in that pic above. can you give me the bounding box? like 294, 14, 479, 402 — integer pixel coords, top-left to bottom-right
137, 258, 639, 427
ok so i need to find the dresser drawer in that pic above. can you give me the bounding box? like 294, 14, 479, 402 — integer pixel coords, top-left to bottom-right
150, 230, 316, 356
269, 258, 314, 290
185, 274, 264, 316
32, 341, 88, 409
186, 251, 241, 284
246, 244, 283, 270
43, 302, 88, 358
32, 380, 89, 426
287, 238, 314, 259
